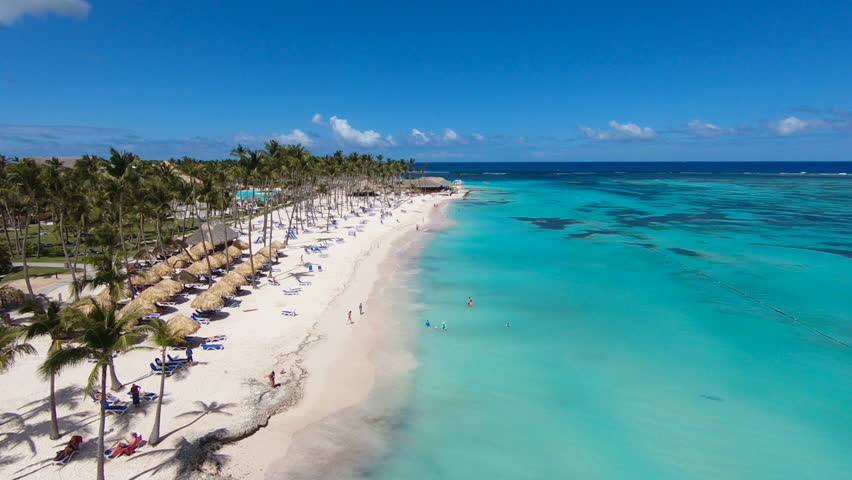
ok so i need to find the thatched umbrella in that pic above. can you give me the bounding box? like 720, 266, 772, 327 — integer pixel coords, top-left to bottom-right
187, 261, 212, 276
150, 262, 176, 277
117, 299, 158, 322
190, 241, 215, 257
70, 297, 98, 316
155, 278, 184, 295
172, 259, 190, 269
176, 270, 200, 284
168, 252, 191, 266
270, 240, 285, 250
133, 248, 156, 262
191, 292, 224, 310
208, 282, 237, 297
234, 263, 255, 276
253, 252, 268, 264
207, 253, 227, 269
257, 246, 277, 258
222, 272, 248, 287
130, 271, 158, 287
226, 245, 243, 258
233, 239, 250, 250
137, 287, 172, 303
167, 315, 200, 337
97, 285, 133, 302
187, 250, 203, 261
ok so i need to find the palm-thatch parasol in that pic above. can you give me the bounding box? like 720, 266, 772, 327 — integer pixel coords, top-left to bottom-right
222, 272, 248, 287
172, 259, 190, 269
134, 248, 157, 262
190, 241, 215, 257
187, 261, 212, 276
207, 253, 227, 269
176, 270, 200, 284
167, 315, 200, 337
70, 297, 98, 316
97, 285, 133, 302
155, 278, 184, 295
270, 240, 286, 249
257, 246, 277, 258
187, 250, 203, 261
208, 281, 237, 297
130, 271, 159, 286
233, 239, 250, 250
226, 245, 243, 258
137, 286, 172, 303
234, 263, 255, 276
168, 252, 191, 266
150, 262, 176, 277
191, 292, 224, 310
117, 299, 158, 323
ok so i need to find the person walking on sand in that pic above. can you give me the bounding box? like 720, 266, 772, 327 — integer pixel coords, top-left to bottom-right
468, 297, 474, 308
268, 371, 279, 388
130, 384, 141, 408
186, 348, 194, 365
347, 310, 354, 325
359, 302, 364, 315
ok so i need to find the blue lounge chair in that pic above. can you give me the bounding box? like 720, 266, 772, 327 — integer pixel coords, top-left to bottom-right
105, 403, 129, 415
154, 358, 185, 370
318, 265, 324, 272
201, 344, 224, 351
281, 310, 298, 316
297, 279, 312, 286
127, 391, 158, 402
283, 290, 300, 295
308, 265, 314, 272
167, 354, 189, 364
150, 363, 177, 376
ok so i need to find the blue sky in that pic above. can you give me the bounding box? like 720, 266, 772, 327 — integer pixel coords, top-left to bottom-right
1, 1, 851, 161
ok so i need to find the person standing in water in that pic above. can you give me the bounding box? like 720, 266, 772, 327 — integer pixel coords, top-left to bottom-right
441, 322, 447, 332
468, 297, 474, 308
505, 321, 511, 328
425, 319, 431, 328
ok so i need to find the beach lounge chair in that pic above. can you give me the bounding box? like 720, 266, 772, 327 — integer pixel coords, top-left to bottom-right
297, 279, 312, 286
308, 265, 314, 272
105, 403, 129, 415
127, 390, 158, 402
191, 315, 210, 325
155, 358, 185, 370
225, 299, 242, 308
150, 362, 177, 376
105, 433, 144, 459
202, 335, 227, 343
53, 435, 83, 465
283, 289, 300, 295
202, 344, 224, 351
281, 310, 298, 316
318, 265, 324, 272
92, 391, 123, 405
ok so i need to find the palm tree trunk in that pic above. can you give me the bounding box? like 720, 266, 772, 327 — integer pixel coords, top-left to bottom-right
108, 358, 122, 391
58, 211, 79, 301
35, 207, 41, 258
97, 363, 108, 480
20, 209, 34, 295
150, 348, 166, 445
118, 197, 131, 273
247, 187, 256, 289
49, 372, 59, 440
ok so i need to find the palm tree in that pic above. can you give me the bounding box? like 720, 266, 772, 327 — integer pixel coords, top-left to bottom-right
0, 324, 35, 372
103, 149, 140, 272
141, 319, 184, 445
72, 255, 132, 391
42, 302, 147, 480
20, 297, 73, 440
7, 158, 44, 295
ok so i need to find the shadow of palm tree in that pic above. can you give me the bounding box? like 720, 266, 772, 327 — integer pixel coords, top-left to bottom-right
159, 401, 234, 443
126, 433, 230, 480
16, 385, 84, 421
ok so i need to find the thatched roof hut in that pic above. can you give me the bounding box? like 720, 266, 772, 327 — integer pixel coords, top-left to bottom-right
189, 241, 215, 258
130, 271, 159, 286
97, 285, 133, 302
117, 299, 158, 322
233, 239, 250, 250
226, 245, 243, 258
208, 282, 237, 297
403, 176, 453, 192
185, 224, 240, 246
167, 315, 200, 337
176, 271, 200, 284
270, 240, 286, 250
150, 262, 176, 277
222, 272, 248, 287
234, 263, 256, 276
137, 287, 172, 303
191, 292, 224, 310
187, 261, 212, 276
155, 278, 184, 295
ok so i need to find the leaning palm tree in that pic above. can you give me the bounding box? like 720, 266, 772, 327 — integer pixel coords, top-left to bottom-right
141, 319, 185, 445
20, 297, 73, 439
7, 158, 44, 295
0, 324, 35, 372
42, 302, 147, 480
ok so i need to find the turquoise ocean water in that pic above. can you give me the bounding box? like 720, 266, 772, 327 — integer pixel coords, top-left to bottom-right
355, 165, 852, 480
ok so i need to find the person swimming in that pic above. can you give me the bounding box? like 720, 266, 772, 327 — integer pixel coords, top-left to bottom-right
441, 322, 447, 332
505, 321, 511, 328
467, 297, 474, 307
425, 320, 431, 327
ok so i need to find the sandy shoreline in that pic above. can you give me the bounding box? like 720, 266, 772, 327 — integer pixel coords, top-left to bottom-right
0, 191, 461, 480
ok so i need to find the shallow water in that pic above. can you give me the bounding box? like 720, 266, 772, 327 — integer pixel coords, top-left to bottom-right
354, 173, 852, 480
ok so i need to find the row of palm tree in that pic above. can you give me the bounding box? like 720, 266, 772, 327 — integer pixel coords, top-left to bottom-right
0, 143, 417, 479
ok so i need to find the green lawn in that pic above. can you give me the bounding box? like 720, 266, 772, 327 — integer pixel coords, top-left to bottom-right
0, 266, 75, 284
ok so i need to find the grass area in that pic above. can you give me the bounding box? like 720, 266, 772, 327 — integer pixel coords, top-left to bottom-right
11, 255, 86, 264
0, 266, 73, 284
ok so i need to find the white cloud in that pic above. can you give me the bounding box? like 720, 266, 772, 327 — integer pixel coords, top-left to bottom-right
579, 121, 657, 141
688, 119, 738, 137
276, 129, 313, 146
311, 113, 325, 126
770, 116, 825, 136
410, 128, 431, 145
442, 128, 467, 144
0, 0, 91, 25
472, 133, 485, 142
328, 116, 393, 148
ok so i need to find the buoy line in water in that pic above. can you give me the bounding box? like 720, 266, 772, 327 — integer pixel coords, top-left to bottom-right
632, 243, 852, 350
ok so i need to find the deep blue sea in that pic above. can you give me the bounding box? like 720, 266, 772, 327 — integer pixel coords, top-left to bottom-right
354, 162, 852, 480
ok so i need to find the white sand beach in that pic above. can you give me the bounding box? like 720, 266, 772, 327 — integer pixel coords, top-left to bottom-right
0, 190, 462, 480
